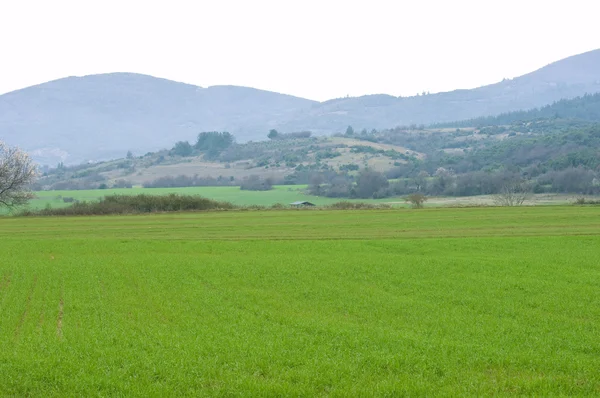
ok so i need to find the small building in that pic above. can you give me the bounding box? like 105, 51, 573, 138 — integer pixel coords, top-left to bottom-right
290, 201, 316, 207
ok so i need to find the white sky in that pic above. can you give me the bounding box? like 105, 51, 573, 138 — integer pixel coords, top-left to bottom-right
1, 0, 598, 101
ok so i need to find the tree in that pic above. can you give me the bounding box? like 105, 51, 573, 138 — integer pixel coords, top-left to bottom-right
308, 174, 325, 195
354, 169, 389, 198
171, 141, 194, 157
431, 167, 454, 195
268, 129, 279, 140
195, 131, 234, 151
413, 171, 430, 192
240, 175, 273, 191
345, 126, 355, 136
0, 141, 37, 208
126, 150, 134, 159
493, 180, 531, 206
405, 193, 427, 208
195, 131, 234, 159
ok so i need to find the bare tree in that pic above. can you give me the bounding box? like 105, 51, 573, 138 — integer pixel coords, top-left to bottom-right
0, 142, 37, 208
492, 180, 531, 206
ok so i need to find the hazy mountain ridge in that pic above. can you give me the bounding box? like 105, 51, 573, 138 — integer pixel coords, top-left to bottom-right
0, 73, 317, 163
1, 49, 600, 164
283, 49, 600, 131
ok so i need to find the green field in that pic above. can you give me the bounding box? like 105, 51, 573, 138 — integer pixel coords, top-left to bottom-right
13, 186, 581, 214
1, 207, 600, 395
25, 185, 398, 210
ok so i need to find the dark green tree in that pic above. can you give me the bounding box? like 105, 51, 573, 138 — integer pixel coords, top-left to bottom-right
354, 169, 389, 198
195, 132, 234, 159
171, 141, 194, 157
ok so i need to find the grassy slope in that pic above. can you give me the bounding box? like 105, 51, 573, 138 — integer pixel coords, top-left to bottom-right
43, 136, 419, 187
1, 207, 600, 395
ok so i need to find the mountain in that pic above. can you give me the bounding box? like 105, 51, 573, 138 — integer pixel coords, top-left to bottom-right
0, 73, 317, 164
281, 49, 600, 132
1, 49, 600, 164
433, 92, 600, 128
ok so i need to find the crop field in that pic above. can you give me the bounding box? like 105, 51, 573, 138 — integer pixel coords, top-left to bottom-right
1, 207, 600, 395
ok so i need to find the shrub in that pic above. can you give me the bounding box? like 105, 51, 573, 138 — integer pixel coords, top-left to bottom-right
405, 193, 427, 208
339, 164, 359, 172
573, 197, 600, 205
19, 194, 235, 216
326, 201, 391, 210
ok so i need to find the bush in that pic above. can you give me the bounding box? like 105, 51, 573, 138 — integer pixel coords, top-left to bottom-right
19, 194, 235, 216
573, 197, 600, 205
339, 164, 359, 172
315, 150, 341, 161
326, 201, 391, 210
405, 193, 427, 208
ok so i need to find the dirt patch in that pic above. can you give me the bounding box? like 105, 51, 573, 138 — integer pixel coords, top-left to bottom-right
329, 137, 423, 158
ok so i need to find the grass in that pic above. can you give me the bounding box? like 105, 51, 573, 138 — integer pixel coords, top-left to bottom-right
1, 207, 600, 395
24, 185, 400, 211
12, 186, 589, 215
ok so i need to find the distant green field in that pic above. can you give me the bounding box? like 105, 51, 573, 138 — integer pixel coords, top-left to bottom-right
1, 207, 600, 395
11, 186, 580, 215
24, 185, 399, 211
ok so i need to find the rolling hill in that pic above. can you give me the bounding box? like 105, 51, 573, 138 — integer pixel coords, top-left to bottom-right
1, 49, 600, 164
284, 49, 600, 132
0, 74, 317, 164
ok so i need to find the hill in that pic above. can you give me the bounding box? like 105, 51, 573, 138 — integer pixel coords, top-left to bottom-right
36, 135, 421, 191
433, 93, 600, 128
282, 49, 600, 132
0, 73, 316, 164
1, 49, 600, 164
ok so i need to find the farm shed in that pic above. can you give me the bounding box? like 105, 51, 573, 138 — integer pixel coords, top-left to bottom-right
290, 201, 316, 207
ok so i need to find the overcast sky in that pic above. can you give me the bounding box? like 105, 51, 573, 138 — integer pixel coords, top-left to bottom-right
1, 0, 598, 101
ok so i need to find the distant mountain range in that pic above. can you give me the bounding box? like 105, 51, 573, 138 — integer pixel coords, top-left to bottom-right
1, 49, 600, 164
